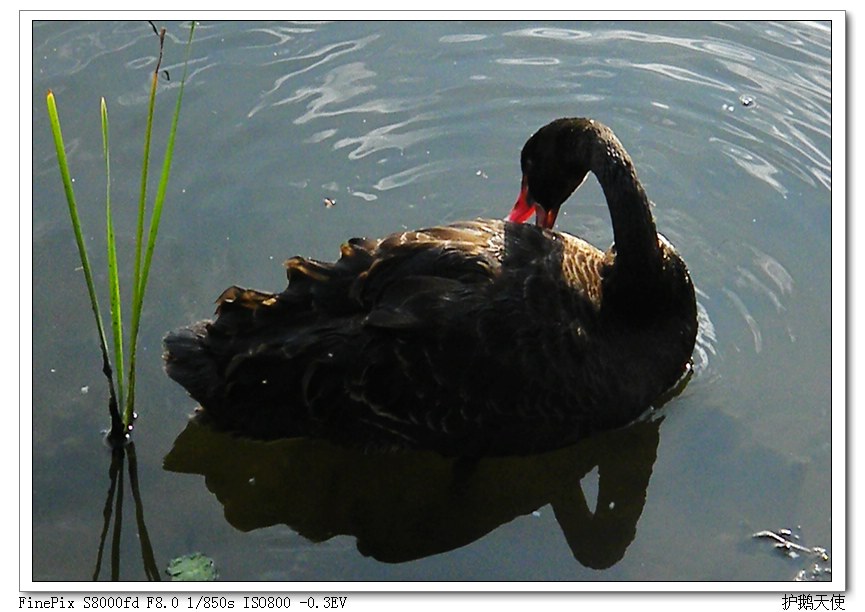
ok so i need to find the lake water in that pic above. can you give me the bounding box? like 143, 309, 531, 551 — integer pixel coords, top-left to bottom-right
28, 18, 838, 586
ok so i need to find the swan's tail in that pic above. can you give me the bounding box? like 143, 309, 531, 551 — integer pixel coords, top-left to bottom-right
163, 284, 337, 439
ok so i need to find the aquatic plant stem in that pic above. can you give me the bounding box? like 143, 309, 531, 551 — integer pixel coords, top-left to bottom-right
102, 97, 126, 412
124, 40, 161, 431
46, 91, 123, 435
128, 29, 162, 401
124, 22, 196, 427
46, 22, 195, 443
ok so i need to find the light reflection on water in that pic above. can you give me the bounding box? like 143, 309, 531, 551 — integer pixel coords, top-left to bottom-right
30, 19, 833, 582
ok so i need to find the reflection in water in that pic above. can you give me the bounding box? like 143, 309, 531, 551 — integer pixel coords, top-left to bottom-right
164, 416, 663, 569
631, 62, 734, 91
373, 160, 452, 191
244, 23, 322, 48
693, 295, 717, 374
291, 62, 376, 124
710, 137, 786, 196
750, 245, 794, 299
495, 57, 561, 66
33, 21, 149, 78
505, 27, 592, 42
438, 34, 488, 44
333, 116, 442, 160
94, 443, 161, 581
736, 265, 785, 313
247, 35, 380, 118
720, 244, 797, 354
722, 287, 763, 354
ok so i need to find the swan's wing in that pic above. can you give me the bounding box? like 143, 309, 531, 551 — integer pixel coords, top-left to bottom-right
268, 220, 506, 331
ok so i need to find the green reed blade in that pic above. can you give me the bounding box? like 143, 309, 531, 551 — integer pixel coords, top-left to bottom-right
131, 55, 159, 338
123, 61, 159, 429
124, 21, 196, 424
102, 97, 125, 410
46, 90, 119, 407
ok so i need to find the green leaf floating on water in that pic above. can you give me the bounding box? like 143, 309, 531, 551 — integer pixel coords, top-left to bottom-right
166, 553, 218, 581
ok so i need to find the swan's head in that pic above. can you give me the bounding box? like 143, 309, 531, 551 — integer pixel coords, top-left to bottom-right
507, 118, 595, 230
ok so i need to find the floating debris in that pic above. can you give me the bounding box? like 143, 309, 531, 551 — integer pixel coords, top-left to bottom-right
752, 529, 826, 559
752, 527, 831, 581
739, 94, 756, 108
166, 552, 218, 581
796, 563, 832, 582
323, 197, 336, 208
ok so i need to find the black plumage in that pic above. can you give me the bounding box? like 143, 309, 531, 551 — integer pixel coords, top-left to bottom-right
164, 118, 698, 456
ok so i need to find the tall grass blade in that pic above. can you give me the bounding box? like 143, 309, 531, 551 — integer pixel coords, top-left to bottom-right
102, 97, 125, 411
130, 45, 160, 353
122, 53, 159, 431
124, 22, 196, 425
46, 90, 121, 428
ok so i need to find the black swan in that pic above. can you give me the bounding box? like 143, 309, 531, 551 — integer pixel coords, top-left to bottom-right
164, 117, 698, 456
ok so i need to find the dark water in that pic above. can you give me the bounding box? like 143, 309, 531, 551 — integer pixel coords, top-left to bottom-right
29, 19, 836, 584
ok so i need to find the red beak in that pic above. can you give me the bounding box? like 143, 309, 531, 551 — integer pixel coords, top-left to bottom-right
507, 177, 559, 229
536, 206, 558, 229
507, 177, 536, 224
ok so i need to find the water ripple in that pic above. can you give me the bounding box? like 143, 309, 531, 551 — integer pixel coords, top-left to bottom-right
496, 57, 560, 66
285, 61, 376, 122
116, 58, 216, 106
750, 245, 794, 298
287, 62, 436, 125
244, 23, 323, 47
722, 288, 763, 354
247, 34, 379, 118
506, 27, 592, 41
439, 34, 488, 44
333, 117, 443, 160
33, 21, 150, 79
735, 265, 785, 313
693, 292, 718, 375
710, 136, 787, 197
306, 128, 338, 144
628, 61, 734, 91
500, 21, 829, 200
373, 161, 451, 192
711, 28, 830, 193
506, 25, 758, 63
714, 245, 798, 355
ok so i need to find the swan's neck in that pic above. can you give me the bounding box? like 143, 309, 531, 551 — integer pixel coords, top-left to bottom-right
590, 128, 660, 271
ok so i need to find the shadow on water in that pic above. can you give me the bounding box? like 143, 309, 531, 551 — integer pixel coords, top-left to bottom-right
163, 414, 664, 569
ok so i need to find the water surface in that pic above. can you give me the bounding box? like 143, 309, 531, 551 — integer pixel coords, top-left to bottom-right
30, 19, 834, 583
